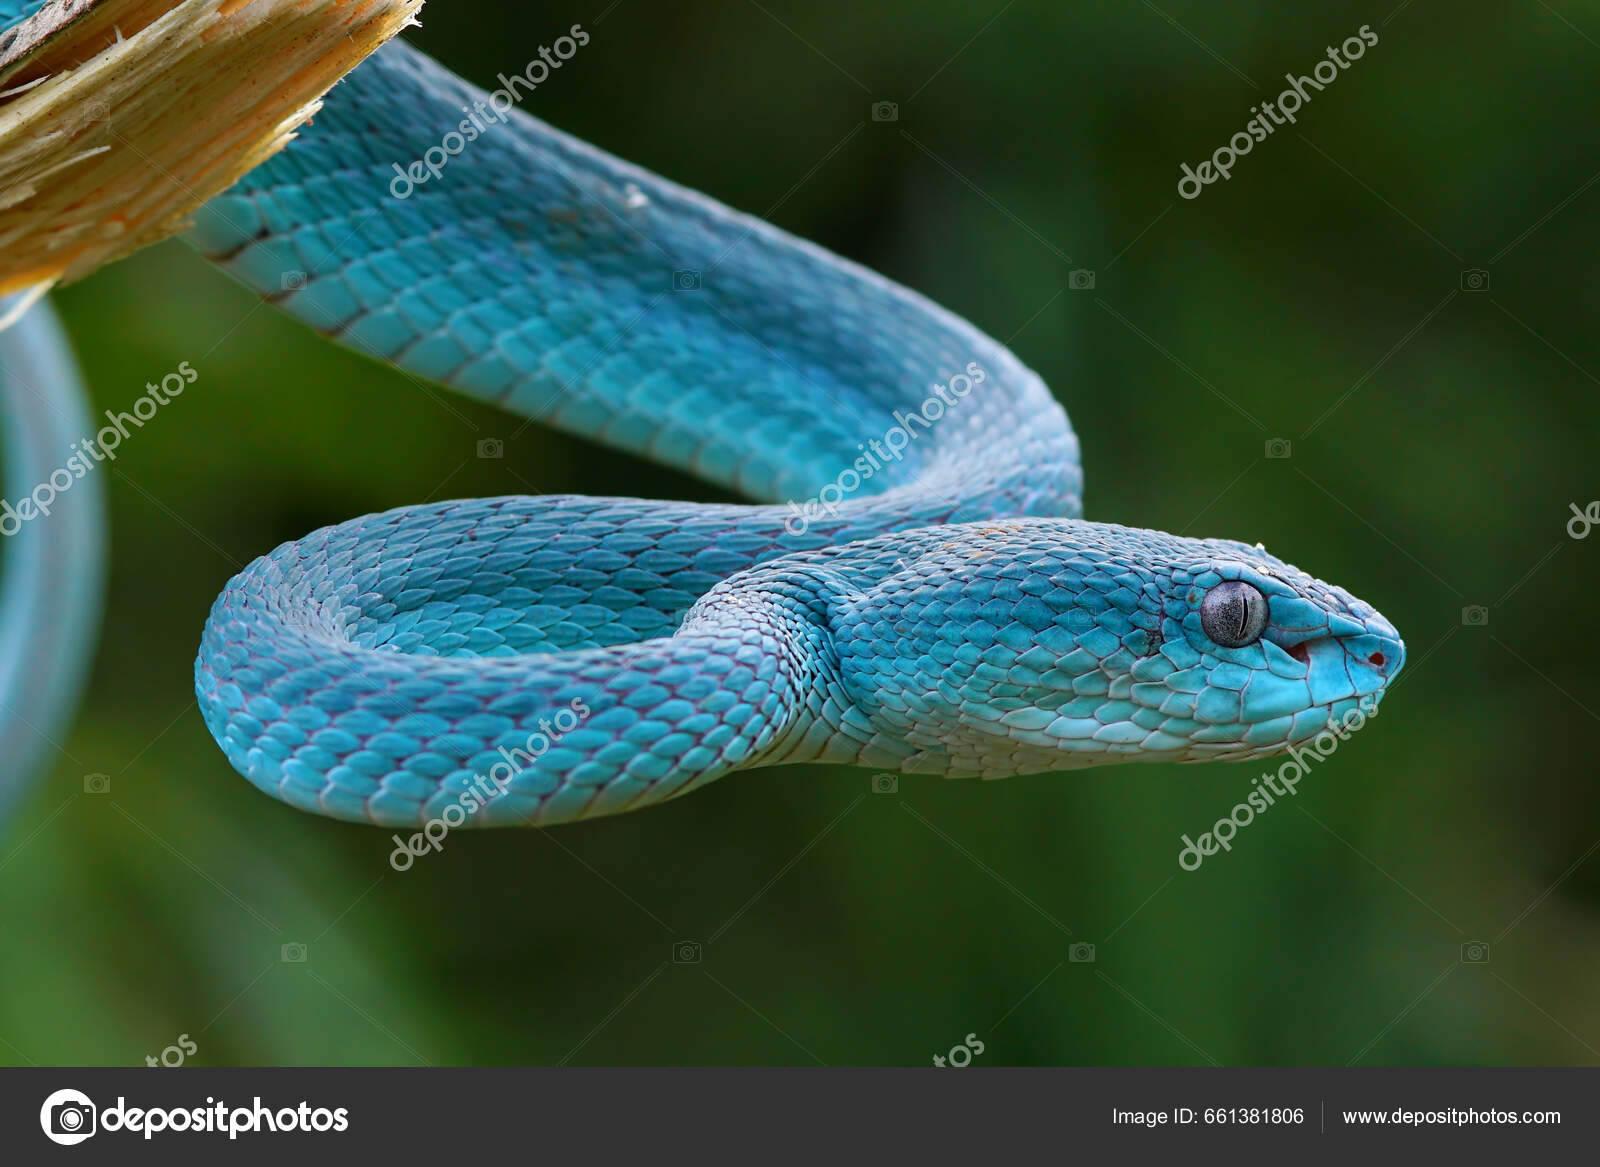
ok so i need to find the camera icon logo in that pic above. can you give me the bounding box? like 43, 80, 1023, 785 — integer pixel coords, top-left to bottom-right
870, 100, 899, 122
1068, 268, 1096, 291
476, 438, 504, 459
870, 773, 898, 794
1460, 268, 1490, 292
280, 942, 307, 963
83, 773, 110, 794
1461, 605, 1489, 627
281, 270, 308, 292
40, 1088, 96, 1145
1460, 941, 1490, 964
672, 940, 702, 964
1265, 438, 1292, 459
672, 269, 702, 292
1068, 942, 1096, 963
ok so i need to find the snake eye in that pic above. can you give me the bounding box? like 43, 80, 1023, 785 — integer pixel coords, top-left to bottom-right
1199, 581, 1269, 648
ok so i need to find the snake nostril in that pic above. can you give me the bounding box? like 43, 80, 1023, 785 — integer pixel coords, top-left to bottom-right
1368, 651, 1386, 668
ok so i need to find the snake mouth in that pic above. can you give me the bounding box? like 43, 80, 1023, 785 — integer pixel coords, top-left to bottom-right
1286, 636, 1387, 670
1283, 610, 1404, 684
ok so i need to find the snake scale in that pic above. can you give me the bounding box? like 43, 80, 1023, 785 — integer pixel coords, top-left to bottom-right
1, 7, 1403, 830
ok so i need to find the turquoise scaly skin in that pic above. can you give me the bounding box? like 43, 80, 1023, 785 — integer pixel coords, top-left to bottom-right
0, 0, 47, 31
182, 40, 1402, 828
0, 12, 1403, 828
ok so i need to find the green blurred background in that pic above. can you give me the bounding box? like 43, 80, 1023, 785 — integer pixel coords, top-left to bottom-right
3, 0, 1598, 1066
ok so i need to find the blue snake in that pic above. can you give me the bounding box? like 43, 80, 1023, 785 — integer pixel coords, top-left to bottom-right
1, 9, 1403, 830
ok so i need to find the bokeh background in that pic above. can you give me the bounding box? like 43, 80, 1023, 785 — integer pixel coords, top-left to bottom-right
3, 0, 1598, 1066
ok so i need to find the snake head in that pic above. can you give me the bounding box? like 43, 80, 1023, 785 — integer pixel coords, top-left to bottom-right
1147, 539, 1405, 764
827, 519, 1404, 776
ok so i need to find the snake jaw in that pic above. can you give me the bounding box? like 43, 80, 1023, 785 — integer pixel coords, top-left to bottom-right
0, 1, 1413, 827
816, 520, 1405, 778
1176, 561, 1404, 764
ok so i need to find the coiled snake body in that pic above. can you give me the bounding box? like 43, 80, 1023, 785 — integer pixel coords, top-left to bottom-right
2, 17, 1403, 829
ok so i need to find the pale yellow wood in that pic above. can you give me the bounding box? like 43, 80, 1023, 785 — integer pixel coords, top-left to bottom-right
0, 0, 422, 294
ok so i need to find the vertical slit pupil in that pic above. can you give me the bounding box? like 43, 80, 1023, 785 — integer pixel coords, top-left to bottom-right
1229, 596, 1248, 640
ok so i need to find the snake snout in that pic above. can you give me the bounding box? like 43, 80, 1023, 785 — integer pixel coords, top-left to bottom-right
1338, 609, 1405, 696
1293, 623, 1404, 711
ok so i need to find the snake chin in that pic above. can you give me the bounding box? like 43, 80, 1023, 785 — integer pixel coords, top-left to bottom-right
798, 520, 1404, 778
